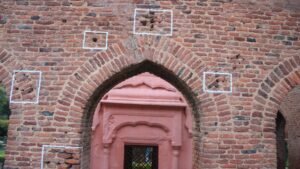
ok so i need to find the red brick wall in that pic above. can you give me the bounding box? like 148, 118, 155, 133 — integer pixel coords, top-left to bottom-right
0, 0, 299, 169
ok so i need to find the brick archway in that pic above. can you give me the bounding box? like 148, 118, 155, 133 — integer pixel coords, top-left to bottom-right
54, 36, 213, 168
252, 56, 300, 122
54, 36, 210, 130
251, 55, 300, 168
0, 48, 17, 94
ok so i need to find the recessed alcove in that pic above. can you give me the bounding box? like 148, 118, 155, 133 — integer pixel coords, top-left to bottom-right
90, 72, 193, 169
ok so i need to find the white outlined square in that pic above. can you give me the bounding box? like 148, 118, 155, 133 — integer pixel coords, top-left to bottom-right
133, 8, 173, 36
41, 145, 82, 169
83, 31, 108, 50
9, 70, 42, 104
203, 72, 233, 94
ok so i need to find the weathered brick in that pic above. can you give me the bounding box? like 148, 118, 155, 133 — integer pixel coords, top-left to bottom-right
40, 111, 54, 116
241, 149, 257, 154
31, 16, 40, 20
287, 36, 298, 41
17, 24, 32, 30
247, 37, 256, 42
274, 35, 285, 40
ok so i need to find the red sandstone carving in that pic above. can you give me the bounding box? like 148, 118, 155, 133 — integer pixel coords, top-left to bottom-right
91, 72, 192, 169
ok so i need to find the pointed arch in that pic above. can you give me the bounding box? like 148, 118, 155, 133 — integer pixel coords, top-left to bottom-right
252, 56, 300, 124
54, 36, 210, 128
251, 55, 300, 168
54, 36, 213, 168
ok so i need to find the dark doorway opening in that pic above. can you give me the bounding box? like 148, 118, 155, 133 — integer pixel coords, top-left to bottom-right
276, 111, 288, 169
124, 145, 158, 169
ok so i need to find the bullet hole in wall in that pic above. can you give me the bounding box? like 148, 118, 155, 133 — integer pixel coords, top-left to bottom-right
92, 37, 98, 43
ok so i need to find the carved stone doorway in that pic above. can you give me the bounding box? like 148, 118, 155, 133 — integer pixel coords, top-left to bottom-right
90, 72, 193, 169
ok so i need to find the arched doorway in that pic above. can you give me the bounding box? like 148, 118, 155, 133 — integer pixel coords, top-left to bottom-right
90, 72, 193, 169
276, 111, 287, 169
250, 57, 300, 169
279, 85, 300, 169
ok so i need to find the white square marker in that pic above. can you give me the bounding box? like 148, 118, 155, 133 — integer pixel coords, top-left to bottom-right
133, 8, 173, 36
203, 72, 233, 94
41, 145, 82, 169
83, 31, 108, 50
9, 70, 42, 104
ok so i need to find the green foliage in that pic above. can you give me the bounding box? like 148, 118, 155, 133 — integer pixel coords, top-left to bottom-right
0, 86, 10, 118
0, 86, 9, 137
0, 120, 8, 136
132, 162, 152, 169
0, 85, 9, 163
0, 149, 4, 162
